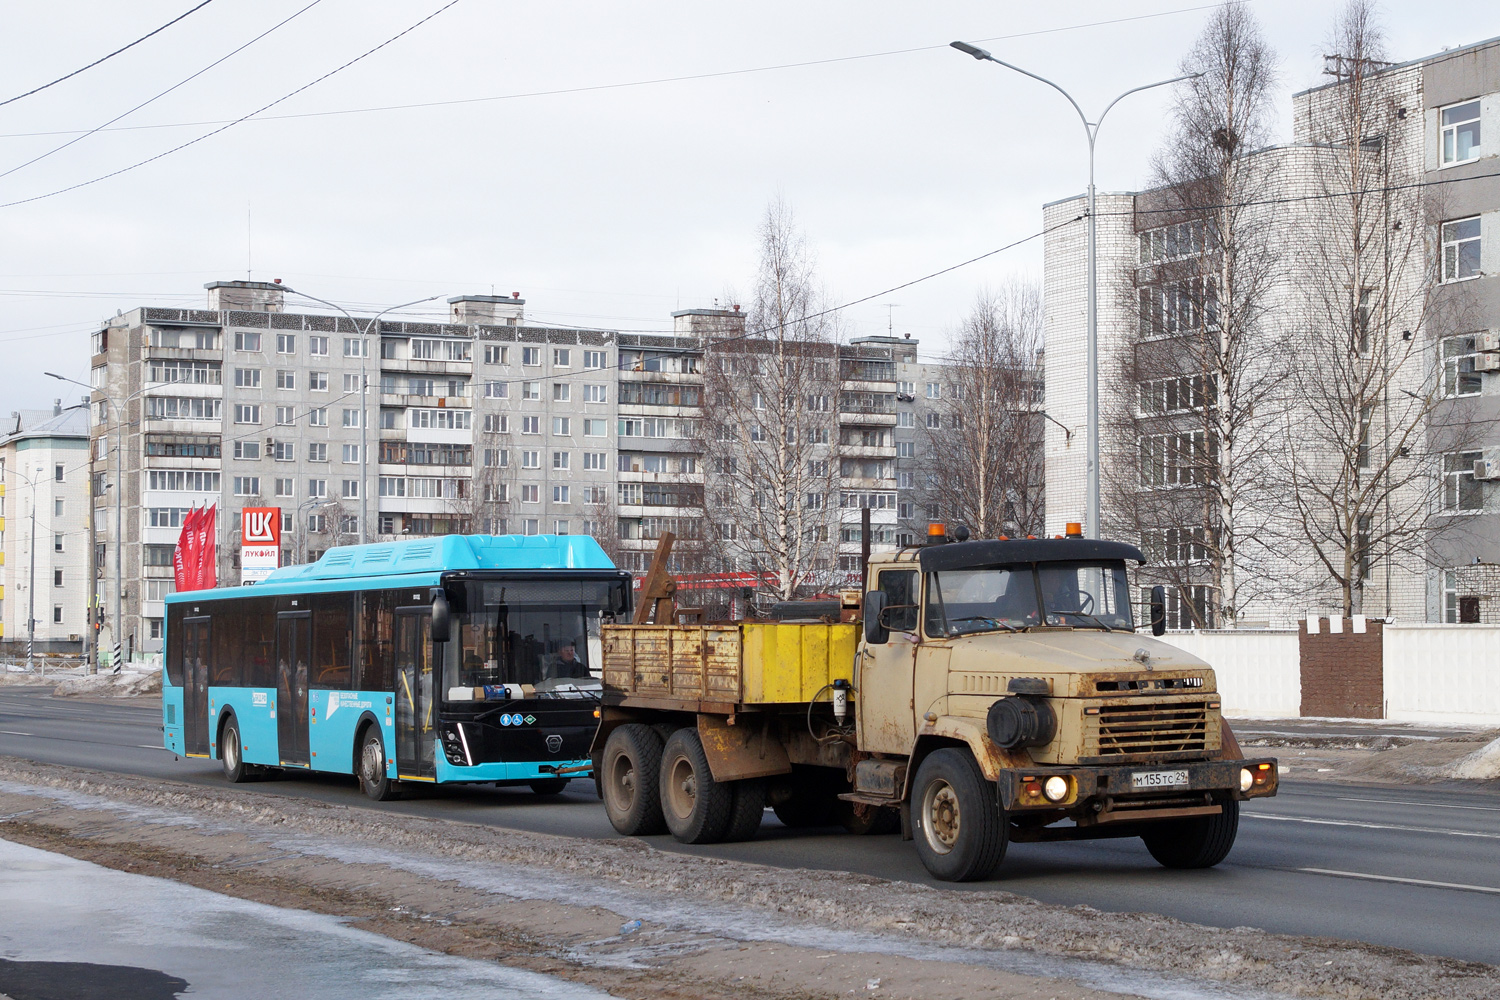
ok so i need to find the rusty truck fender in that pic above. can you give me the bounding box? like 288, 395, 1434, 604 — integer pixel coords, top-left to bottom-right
899, 715, 1032, 800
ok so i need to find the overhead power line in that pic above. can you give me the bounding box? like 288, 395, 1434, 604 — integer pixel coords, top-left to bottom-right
0, 0, 464, 211
0, 0, 218, 109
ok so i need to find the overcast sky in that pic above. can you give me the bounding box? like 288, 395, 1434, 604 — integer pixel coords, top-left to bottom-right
0, 1, 1490, 410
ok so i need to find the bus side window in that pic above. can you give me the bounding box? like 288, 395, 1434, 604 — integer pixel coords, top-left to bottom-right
878, 570, 918, 632
244, 596, 278, 688
357, 590, 396, 692
311, 593, 353, 689
165, 604, 185, 687
212, 602, 240, 689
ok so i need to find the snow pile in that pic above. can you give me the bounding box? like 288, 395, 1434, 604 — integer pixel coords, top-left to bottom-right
1445, 734, 1500, 780
52, 669, 161, 699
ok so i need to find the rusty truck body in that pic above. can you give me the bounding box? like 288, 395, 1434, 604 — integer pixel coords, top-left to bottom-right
591, 534, 1278, 881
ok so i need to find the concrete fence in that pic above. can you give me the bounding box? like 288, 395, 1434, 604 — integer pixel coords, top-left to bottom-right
1157, 620, 1500, 727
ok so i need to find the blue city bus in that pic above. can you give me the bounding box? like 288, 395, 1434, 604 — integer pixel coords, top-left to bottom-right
161, 534, 630, 800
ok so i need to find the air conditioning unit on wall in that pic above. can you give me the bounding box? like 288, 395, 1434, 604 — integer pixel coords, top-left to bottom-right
1474, 454, 1500, 480
1476, 353, 1500, 373
1475, 331, 1500, 353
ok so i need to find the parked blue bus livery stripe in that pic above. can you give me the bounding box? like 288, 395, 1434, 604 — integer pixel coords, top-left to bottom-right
162, 534, 629, 800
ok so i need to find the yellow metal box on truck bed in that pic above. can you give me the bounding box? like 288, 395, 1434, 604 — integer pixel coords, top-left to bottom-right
602, 622, 858, 708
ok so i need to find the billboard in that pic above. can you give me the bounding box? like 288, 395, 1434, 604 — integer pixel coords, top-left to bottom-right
240, 507, 282, 584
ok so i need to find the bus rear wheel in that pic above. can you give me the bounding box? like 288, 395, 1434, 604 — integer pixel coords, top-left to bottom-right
529, 778, 570, 796
659, 728, 732, 844
220, 719, 249, 784
358, 727, 399, 802
602, 724, 667, 836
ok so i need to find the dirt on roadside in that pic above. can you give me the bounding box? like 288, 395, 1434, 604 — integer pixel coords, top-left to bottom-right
1, 757, 1497, 1000
1241, 728, 1500, 788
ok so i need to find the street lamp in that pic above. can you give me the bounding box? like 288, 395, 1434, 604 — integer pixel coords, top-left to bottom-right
951, 41, 1199, 539
14, 464, 43, 674
297, 497, 339, 564
275, 289, 444, 544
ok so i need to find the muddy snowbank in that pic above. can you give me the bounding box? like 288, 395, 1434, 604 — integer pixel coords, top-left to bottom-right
51, 669, 160, 698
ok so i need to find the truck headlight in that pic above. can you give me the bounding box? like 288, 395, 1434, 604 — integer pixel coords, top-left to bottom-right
1043, 776, 1069, 802
1239, 767, 1253, 793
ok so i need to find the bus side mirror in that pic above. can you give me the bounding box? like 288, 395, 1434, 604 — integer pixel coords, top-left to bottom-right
863, 591, 889, 645
1149, 585, 1166, 637
431, 588, 452, 643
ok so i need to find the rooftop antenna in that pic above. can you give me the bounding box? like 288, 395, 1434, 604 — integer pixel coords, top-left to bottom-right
246, 201, 252, 281
885, 303, 900, 336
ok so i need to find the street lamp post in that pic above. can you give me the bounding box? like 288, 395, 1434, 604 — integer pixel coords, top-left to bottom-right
276, 289, 444, 544
951, 41, 1198, 539
297, 497, 339, 564
17, 465, 42, 674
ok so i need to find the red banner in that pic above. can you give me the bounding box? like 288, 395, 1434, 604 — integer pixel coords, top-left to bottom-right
195, 504, 218, 590
172, 505, 218, 592
173, 506, 199, 592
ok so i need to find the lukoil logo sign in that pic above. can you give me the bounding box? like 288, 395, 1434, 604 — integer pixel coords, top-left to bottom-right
242, 507, 280, 546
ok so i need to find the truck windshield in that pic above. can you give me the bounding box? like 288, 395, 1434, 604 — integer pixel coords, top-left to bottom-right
442, 579, 627, 701
925, 561, 1135, 635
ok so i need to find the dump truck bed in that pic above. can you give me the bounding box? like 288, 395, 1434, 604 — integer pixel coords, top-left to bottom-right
601, 622, 857, 712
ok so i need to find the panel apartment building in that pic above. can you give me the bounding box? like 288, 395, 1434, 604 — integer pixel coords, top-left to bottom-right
93, 281, 1019, 652
1043, 35, 1500, 627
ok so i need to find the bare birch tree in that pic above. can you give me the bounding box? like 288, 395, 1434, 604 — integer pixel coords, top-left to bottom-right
915, 282, 1045, 539
701, 201, 843, 601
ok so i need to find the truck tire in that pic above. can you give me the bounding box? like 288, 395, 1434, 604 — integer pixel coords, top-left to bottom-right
911, 748, 1008, 882
602, 724, 667, 836
659, 728, 733, 844
1142, 797, 1239, 869
722, 778, 767, 842
770, 769, 838, 828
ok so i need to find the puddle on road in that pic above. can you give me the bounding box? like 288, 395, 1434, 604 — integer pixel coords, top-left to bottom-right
0, 838, 609, 1000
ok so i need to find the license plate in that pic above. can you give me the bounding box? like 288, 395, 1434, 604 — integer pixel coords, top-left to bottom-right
1131, 769, 1189, 790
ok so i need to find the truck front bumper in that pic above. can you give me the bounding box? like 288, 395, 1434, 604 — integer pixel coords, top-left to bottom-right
998, 757, 1278, 820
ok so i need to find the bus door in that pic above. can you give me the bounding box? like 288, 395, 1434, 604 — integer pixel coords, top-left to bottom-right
276, 611, 311, 766
394, 610, 436, 779
183, 617, 211, 756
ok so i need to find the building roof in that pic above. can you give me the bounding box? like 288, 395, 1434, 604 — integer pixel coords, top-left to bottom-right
1292, 34, 1500, 99
1, 405, 89, 449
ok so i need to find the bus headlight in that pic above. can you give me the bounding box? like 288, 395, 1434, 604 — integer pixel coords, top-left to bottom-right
1043, 776, 1069, 802
1240, 767, 1253, 793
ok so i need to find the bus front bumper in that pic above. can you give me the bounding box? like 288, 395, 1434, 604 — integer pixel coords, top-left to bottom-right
433, 755, 592, 784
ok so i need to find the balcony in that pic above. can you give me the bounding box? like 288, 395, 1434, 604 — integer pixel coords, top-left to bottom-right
380, 393, 470, 409
381, 358, 472, 376
838, 411, 897, 427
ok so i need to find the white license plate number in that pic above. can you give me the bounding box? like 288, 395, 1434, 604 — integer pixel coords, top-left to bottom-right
1131, 769, 1189, 790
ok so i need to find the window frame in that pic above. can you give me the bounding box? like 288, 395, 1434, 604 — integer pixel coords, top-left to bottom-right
1441, 216, 1482, 283
1440, 99, 1482, 167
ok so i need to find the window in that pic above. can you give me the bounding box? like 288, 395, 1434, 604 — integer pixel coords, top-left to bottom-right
522, 450, 540, 469
521, 484, 539, 503
554, 348, 571, 367
234, 331, 262, 352
233, 404, 260, 424
896, 441, 915, 459
342, 444, 360, 464
924, 412, 940, 429
584, 350, 607, 369
341, 408, 360, 428
308, 335, 329, 356
1137, 220, 1209, 264
583, 452, 606, 471
147, 359, 221, 385
307, 443, 327, 463
925, 383, 940, 399
378, 410, 396, 429
1138, 374, 1215, 414
309, 371, 328, 391
53, 497, 64, 517
344, 337, 368, 357
380, 340, 399, 360
1442, 218, 1481, 282
1443, 335, 1484, 398
583, 384, 606, 403
344, 373, 362, 393
1444, 451, 1484, 512
147, 471, 221, 491
148, 507, 191, 528
553, 451, 570, 470
553, 485, 571, 503
484, 414, 508, 433
552, 382, 571, 403
1140, 431, 1213, 487
553, 417, 571, 435
307, 479, 328, 499
522, 382, 540, 400
409, 409, 470, 429
483, 344, 508, 365
484, 381, 508, 399
522, 416, 540, 434
276, 334, 296, 354
342, 479, 359, 499
805, 492, 825, 510
1143, 526, 1208, 564
523, 518, 539, 535
233, 476, 260, 496
339, 515, 359, 535
897, 411, 914, 428
308, 407, 327, 427
234, 368, 261, 388
276, 406, 295, 426
522, 347, 541, 366
1442, 100, 1482, 166
1443, 568, 1461, 623
749, 424, 764, 442
274, 478, 295, 498
234, 441, 260, 460
584, 418, 607, 437
483, 448, 508, 468
409, 339, 470, 361
148, 397, 221, 421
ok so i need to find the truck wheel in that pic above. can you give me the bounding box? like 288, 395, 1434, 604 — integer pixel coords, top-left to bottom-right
1142, 797, 1239, 869
722, 778, 767, 842
769, 770, 838, 828
911, 748, 1008, 882
602, 724, 667, 836
659, 728, 732, 844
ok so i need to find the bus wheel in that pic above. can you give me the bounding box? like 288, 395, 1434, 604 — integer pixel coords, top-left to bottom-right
722, 778, 766, 842
529, 778, 570, 796
602, 724, 667, 836
220, 719, 249, 784
1142, 797, 1239, 869
358, 727, 399, 802
911, 748, 1008, 882
659, 728, 732, 844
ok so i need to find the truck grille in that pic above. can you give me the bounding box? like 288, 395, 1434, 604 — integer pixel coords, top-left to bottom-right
1086, 701, 1212, 758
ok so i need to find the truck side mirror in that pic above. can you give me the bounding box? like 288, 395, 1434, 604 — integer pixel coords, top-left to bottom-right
431, 588, 452, 643
1149, 585, 1166, 637
863, 591, 889, 645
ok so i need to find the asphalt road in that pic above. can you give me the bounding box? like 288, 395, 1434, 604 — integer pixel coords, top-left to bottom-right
3, 686, 1498, 965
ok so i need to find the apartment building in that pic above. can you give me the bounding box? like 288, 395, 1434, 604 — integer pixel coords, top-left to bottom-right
1043, 35, 1500, 626
0, 402, 91, 656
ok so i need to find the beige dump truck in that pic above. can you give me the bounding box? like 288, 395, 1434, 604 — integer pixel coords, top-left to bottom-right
591, 532, 1278, 881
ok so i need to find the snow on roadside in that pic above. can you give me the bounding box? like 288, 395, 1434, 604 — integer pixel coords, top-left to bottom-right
51, 668, 160, 698
1447, 735, 1500, 780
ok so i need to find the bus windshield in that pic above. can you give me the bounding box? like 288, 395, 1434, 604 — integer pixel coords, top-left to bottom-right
443, 579, 627, 701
